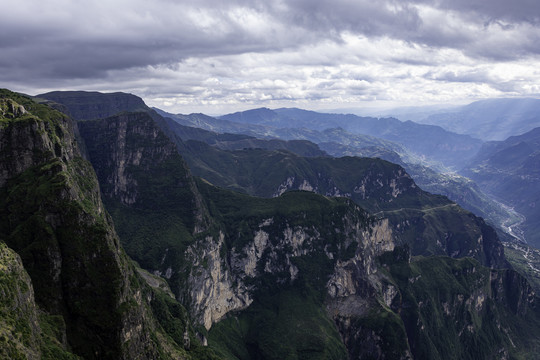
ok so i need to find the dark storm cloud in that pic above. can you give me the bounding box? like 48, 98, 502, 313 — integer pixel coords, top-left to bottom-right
1, 0, 540, 111
3, 0, 538, 85
0, 0, 296, 85
411, 0, 540, 24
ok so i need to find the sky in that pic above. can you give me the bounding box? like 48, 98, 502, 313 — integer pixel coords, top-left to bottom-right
2, 0, 540, 115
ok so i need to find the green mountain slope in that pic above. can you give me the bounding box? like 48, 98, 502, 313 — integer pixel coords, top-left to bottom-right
0, 89, 218, 359
174, 139, 506, 268
384, 252, 540, 359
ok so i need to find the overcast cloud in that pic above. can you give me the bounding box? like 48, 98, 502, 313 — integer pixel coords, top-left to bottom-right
1, 0, 540, 113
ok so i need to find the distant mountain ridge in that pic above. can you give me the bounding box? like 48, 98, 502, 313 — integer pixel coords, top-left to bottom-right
221, 107, 483, 169
153, 104, 521, 243
462, 126, 540, 248
418, 98, 540, 141
154, 107, 517, 237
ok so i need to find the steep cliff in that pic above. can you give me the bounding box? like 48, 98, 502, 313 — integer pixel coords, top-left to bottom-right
196, 188, 411, 359
77, 112, 211, 297
0, 90, 215, 359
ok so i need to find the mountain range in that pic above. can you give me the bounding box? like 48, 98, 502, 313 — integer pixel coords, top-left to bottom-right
157, 106, 519, 240
1, 88, 540, 359
219, 107, 483, 169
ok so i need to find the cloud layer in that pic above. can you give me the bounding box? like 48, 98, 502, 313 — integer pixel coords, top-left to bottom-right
2, 0, 540, 113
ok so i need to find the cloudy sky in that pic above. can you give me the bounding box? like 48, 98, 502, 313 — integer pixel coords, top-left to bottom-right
2, 0, 540, 114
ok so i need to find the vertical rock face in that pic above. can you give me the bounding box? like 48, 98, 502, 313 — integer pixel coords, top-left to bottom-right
325, 220, 414, 360
185, 231, 253, 330
185, 189, 397, 333
78, 113, 175, 203
78, 112, 210, 231
327, 219, 395, 302
77, 112, 211, 299
0, 242, 41, 360
0, 90, 164, 359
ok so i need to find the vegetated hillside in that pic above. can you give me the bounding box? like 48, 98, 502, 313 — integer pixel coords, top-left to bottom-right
420, 98, 540, 141
462, 127, 540, 248
162, 110, 517, 238
24, 90, 540, 358
184, 108, 521, 240
179, 139, 506, 266
180, 141, 442, 212
504, 241, 540, 293
221, 107, 483, 169
0, 89, 218, 359
320, 140, 518, 234
383, 252, 540, 360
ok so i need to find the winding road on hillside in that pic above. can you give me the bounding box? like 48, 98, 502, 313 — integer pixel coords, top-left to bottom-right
372, 203, 459, 218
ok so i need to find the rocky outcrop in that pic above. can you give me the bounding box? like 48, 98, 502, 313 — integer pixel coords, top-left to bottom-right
185, 197, 397, 334
0, 98, 76, 188
327, 219, 394, 302
185, 231, 253, 330
325, 220, 415, 359
384, 253, 540, 360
